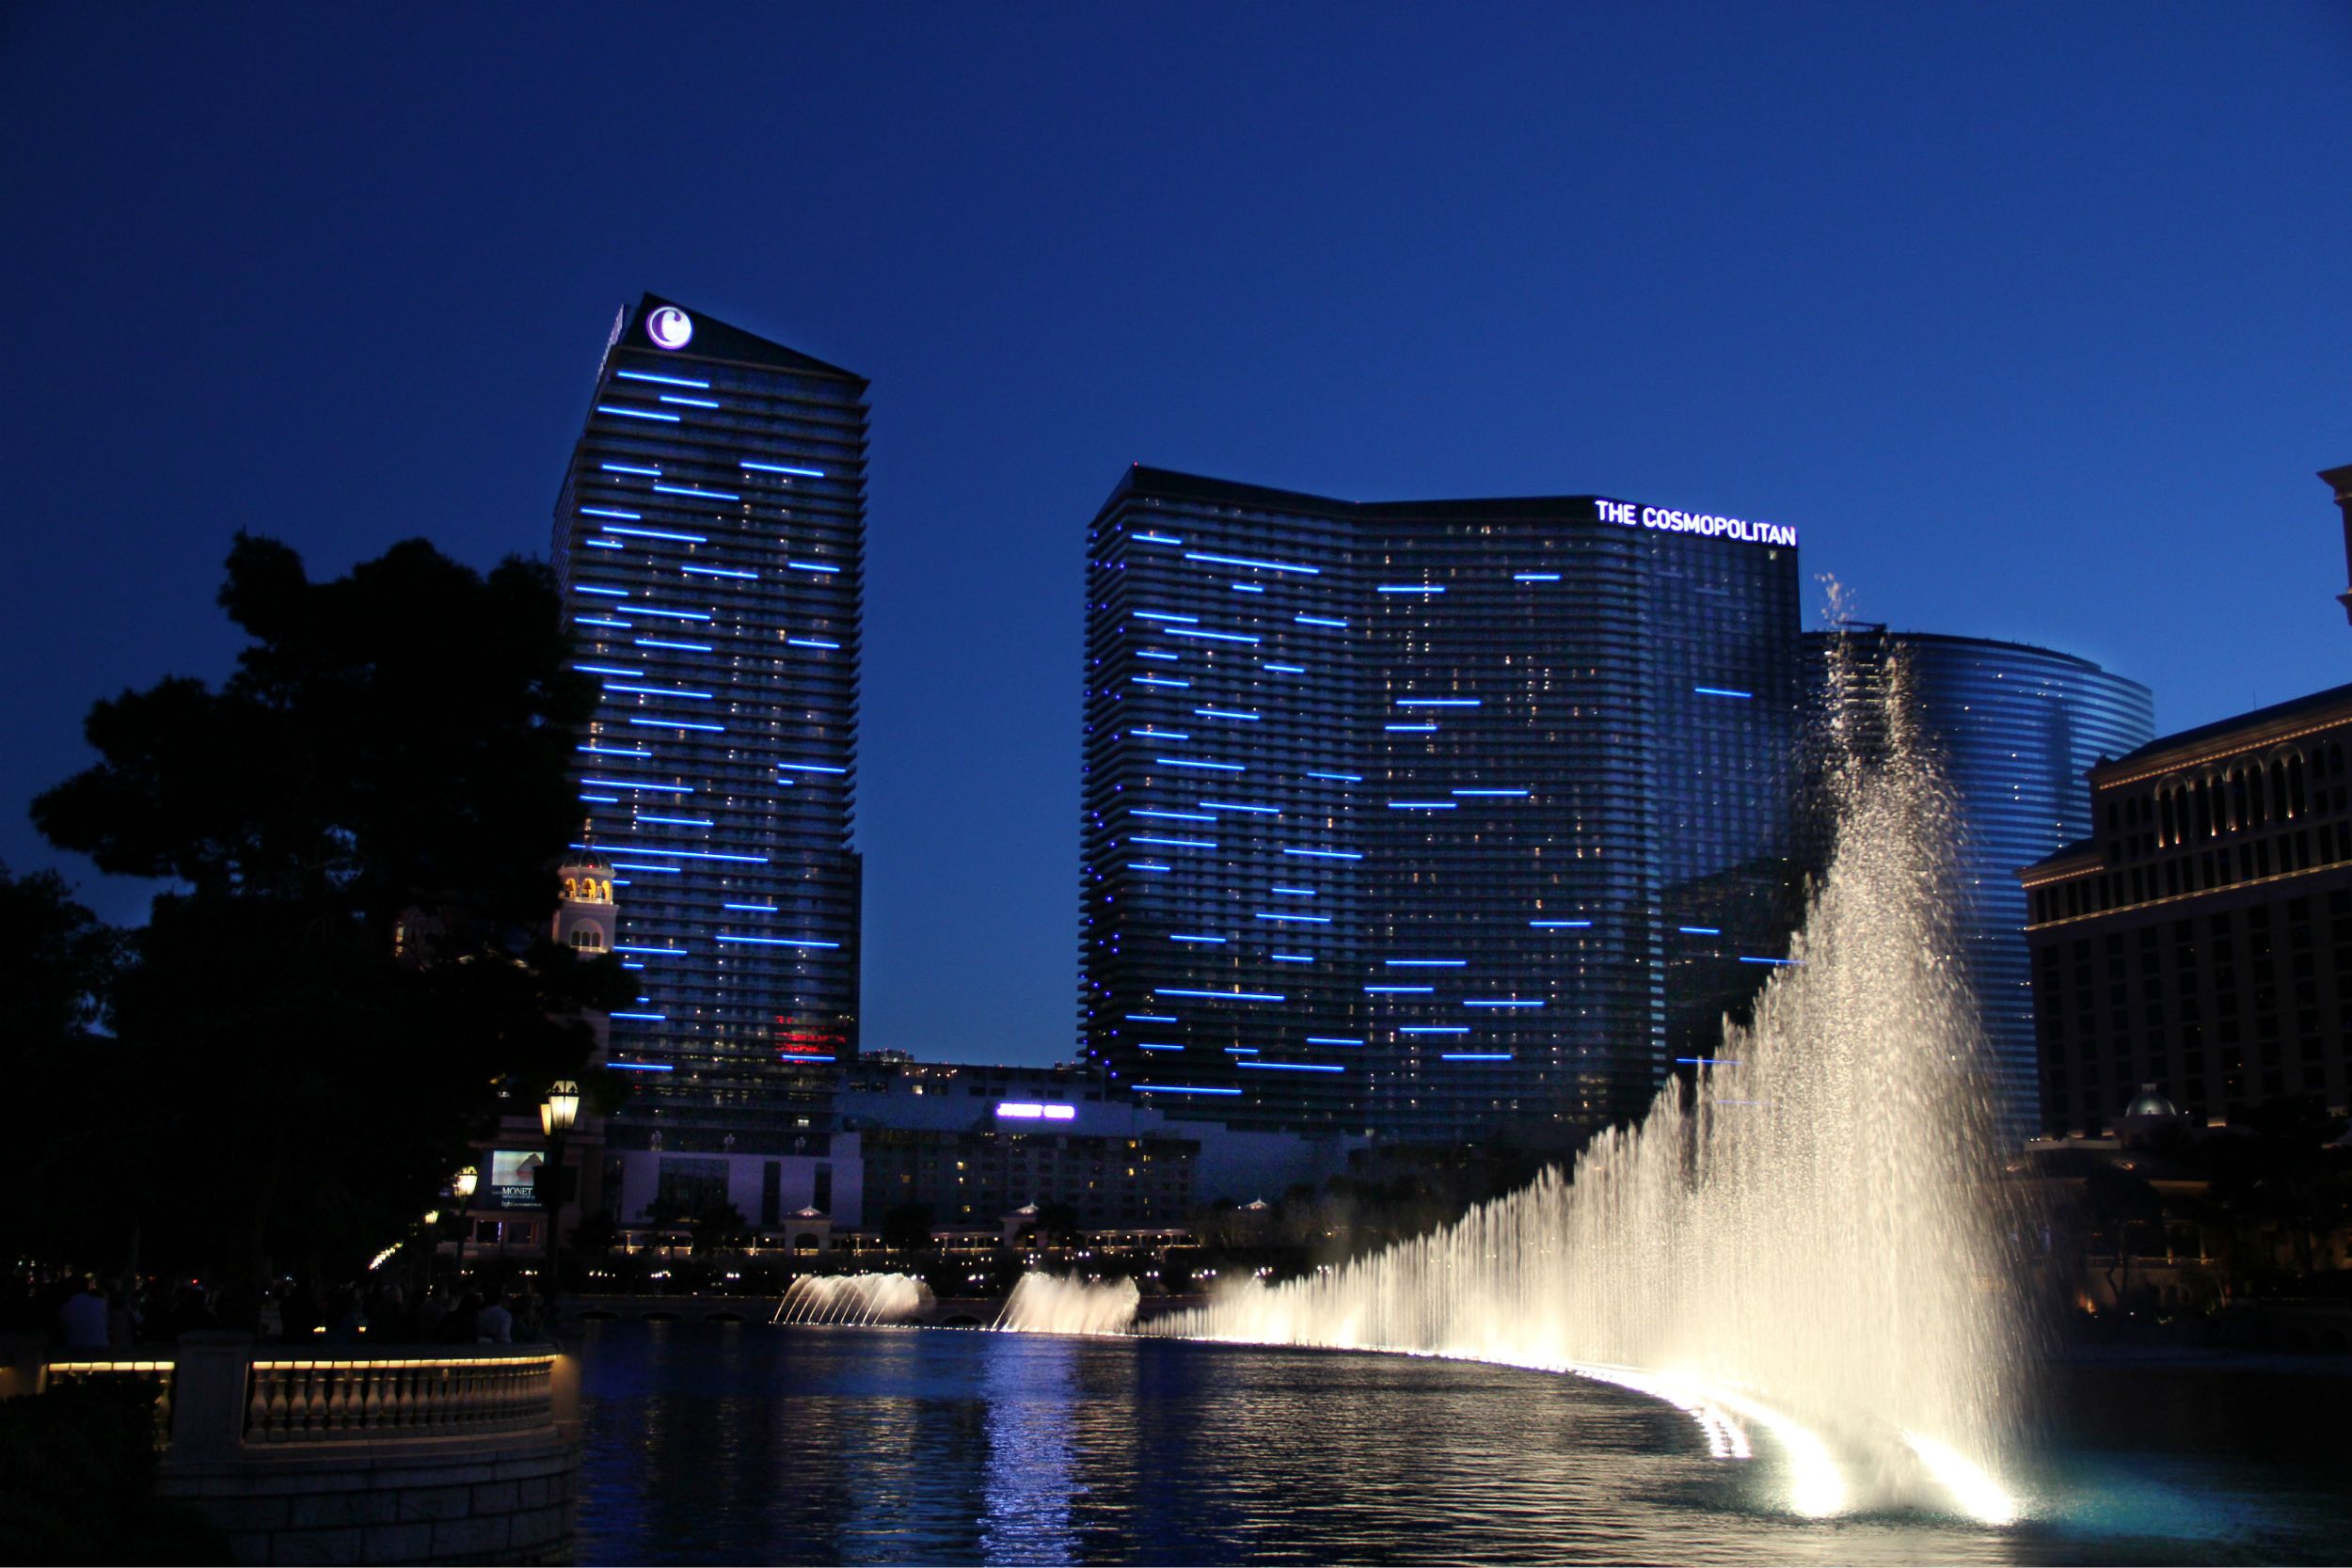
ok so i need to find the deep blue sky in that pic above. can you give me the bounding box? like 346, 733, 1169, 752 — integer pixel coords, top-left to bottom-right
5, 4, 2348, 1065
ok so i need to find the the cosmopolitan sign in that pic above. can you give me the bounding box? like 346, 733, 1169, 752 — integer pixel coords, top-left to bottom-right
1597, 499, 1797, 548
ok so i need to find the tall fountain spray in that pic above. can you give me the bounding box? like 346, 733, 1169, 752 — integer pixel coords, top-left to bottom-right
1143, 645, 2035, 1521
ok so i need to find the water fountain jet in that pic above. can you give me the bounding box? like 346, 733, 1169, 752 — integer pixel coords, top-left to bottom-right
1136, 650, 2035, 1522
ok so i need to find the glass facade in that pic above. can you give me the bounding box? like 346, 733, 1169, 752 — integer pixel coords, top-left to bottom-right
551, 295, 866, 1157
1804, 630, 2153, 1144
1081, 468, 1803, 1146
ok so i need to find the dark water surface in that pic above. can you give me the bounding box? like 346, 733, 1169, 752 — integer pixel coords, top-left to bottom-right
574, 1323, 2352, 1565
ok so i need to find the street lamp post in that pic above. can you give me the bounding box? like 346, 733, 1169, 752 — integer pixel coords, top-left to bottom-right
537, 1083, 580, 1326
450, 1165, 479, 1281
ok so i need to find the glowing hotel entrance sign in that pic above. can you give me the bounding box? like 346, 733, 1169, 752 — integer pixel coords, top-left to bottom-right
1597, 499, 1797, 548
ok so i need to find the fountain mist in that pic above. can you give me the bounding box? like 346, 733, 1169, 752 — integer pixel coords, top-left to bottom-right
995, 1273, 1142, 1335
1150, 651, 2035, 1521
772, 1273, 934, 1326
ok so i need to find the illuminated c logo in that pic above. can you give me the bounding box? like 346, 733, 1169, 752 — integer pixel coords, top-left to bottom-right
645, 306, 693, 350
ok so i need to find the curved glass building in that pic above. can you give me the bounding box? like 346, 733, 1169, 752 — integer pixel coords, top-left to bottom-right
1081, 467, 1804, 1147
1804, 629, 2153, 1143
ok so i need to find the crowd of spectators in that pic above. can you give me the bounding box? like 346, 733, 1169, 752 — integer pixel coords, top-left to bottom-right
4, 1266, 553, 1348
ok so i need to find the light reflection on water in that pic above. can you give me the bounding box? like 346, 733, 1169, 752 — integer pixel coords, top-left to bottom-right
574, 1323, 2352, 1566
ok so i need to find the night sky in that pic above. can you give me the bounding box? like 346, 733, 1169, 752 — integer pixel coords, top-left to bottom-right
5, 4, 2348, 1066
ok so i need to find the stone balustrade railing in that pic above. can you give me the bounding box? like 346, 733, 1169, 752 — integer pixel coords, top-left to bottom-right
7, 1337, 580, 1564
244, 1349, 556, 1443
41, 1355, 178, 1441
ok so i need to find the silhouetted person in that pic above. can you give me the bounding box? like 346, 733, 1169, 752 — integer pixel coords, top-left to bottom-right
476, 1288, 513, 1344
438, 1291, 481, 1345
280, 1278, 322, 1341
417, 1286, 452, 1342
58, 1277, 108, 1349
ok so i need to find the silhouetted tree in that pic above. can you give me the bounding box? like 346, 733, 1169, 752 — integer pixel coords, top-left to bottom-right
32, 535, 630, 1325
0, 865, 129, 1268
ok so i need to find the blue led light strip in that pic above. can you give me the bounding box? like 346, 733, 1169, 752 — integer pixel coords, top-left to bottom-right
602, 525, 707, 543
1184, 551, 1319, 575
1155, 989, 1284, 1002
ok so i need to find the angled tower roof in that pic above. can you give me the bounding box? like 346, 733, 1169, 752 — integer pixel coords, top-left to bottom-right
623, 293, 866, 385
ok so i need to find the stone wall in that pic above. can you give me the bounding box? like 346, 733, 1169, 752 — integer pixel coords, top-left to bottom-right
28, 1332, 581, 1566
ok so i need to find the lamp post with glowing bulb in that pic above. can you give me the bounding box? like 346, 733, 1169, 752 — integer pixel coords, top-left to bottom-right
446, 1165, 479, 1278
536, 1082, 581, 1319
